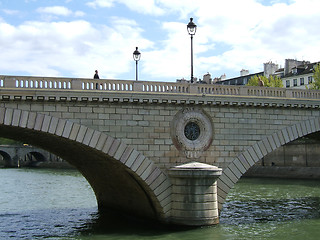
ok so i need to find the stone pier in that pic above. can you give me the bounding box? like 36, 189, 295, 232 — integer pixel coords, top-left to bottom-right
169, 162, 222, 226
2, 75, 320, 225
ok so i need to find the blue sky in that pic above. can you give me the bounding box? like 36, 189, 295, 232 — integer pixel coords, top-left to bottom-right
0, 0, 320, 82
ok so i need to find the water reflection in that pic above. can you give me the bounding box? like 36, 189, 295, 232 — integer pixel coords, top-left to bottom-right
77, 196, 320, 239
221, 197, 320, 225
1, 169, 320, 240
79, 211, 197, 238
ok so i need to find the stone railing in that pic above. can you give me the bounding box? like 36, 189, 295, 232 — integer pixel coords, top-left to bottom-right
1, 75, 320, 99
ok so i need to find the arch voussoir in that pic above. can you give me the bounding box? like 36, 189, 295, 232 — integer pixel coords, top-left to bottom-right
113, 141, 127, 160
0, 106, 171, 222
238, 154, 250, 170
305, 119, 312, 133
119, 146, 134, 163
314, 118, 320, 131
12, 109, 22, 126
218, 117, 320, 212
54, 117, 65, 136
88, 130, 102, 148
267, 135, 277, 151
95, 132, 108, 150
106, 138, 120, 156
19, 110, 29, 128
290, 124, 299, 139
123, 149, 140, 167
48, 116, 59, 134
34, 113, 45, 131
61, 120, 74, 138
82, 127, 94, 146
271, 132, 281, 148
4, 108, 13, 125
75, 125, 87, 142
27, 112, 37, 129
0, 107, 5, 123
41, 115, 52, 132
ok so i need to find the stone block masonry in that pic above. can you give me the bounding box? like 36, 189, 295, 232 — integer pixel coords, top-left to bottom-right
2, 76, 320, 225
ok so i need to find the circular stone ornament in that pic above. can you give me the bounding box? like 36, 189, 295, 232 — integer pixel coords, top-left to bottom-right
171, 107, 213, 159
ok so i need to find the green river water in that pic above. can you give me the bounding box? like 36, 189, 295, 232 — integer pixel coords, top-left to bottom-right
0, 168, 319, 240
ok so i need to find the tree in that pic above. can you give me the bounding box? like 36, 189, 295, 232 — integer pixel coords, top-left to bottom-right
268, 75, 283, 87
308, 63, 320, 90
247, 75, 283, 87
247, 75, 265, 86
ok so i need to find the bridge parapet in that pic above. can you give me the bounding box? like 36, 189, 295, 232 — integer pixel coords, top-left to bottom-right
2, 75, 320, 226
1, 75, 320, 100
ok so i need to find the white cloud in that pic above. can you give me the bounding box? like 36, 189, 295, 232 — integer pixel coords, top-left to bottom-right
146, 0, 320, 79
2, 9, 20, 15
0, 17, 153, 79
118, 0, 165, 16
87, 0, 165, 15
1, 0, 320, 82
86, 0, 115, 8
37, 6, 73, 16
37, 6, 85, 18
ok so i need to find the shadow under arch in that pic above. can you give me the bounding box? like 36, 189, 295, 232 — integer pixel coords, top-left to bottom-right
0, 150, 12, 167
0, 107, 171, 223
217, 116, 320, 211
22, 151, 46, 167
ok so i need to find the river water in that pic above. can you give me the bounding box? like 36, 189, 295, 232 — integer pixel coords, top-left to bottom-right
0, 168, 319, 240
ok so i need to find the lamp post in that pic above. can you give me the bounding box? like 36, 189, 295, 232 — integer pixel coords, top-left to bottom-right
187, 18, 197, 83
133, 47, 141, 81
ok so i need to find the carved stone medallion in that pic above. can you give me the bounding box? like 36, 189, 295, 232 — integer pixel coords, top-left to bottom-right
170, 107, 213, 159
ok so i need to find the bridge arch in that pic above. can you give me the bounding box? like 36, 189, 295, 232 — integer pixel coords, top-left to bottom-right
217, 116, 320, 211
21, 151, 46, 167
0, 107, 171, 222
0, 150, 12, 167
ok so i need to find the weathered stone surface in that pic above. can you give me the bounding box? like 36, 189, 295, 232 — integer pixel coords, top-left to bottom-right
1, 78, 320, 225
169, 162, 221, 226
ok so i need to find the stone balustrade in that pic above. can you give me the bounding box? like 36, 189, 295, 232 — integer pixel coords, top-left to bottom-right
1, 74, 320, 226
1, 75, 320, 100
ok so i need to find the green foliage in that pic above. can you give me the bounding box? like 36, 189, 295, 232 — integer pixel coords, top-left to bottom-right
247, 75, 262, 86
269, 75, 283, 87
0, 137, 22, 145
247, 75, 283, 87
308, 63, 320, 90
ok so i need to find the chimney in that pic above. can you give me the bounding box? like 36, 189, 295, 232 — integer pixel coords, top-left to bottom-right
240, 69, 249, 76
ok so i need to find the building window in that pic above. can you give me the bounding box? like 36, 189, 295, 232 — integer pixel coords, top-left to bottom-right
300, 77, 304, 85
308, 76, 313, 84
292, 68, 297, 74
286, 80, 290, 88
293, 79, 297, 86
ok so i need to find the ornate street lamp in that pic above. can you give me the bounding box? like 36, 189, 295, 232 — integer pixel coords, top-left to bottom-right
133, 47, 141, 81
187, 18, 197, 83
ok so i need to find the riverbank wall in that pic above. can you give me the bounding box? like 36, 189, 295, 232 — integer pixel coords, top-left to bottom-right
244, 138, 320, 179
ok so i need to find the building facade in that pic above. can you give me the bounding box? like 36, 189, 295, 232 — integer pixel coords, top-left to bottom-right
213, 59, 318, 89
280, 60, 319, 89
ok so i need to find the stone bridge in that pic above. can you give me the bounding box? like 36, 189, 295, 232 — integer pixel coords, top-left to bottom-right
0, 144, 63, 167
1, 75, 320, 226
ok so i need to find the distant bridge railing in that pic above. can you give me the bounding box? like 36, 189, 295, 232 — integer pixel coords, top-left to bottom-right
1, 75, 320, 99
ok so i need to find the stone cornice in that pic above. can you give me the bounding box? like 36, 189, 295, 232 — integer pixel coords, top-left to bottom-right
1, 87, 320, 109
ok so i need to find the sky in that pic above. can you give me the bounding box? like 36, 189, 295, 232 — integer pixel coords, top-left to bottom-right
0, 0, 320, 82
